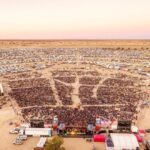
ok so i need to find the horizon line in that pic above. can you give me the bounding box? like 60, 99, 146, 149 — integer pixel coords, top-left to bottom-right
0, 39, 150, 41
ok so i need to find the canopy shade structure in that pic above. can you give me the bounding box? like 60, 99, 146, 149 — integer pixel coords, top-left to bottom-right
93, 134, 106, 142
134, 134, 143, 143
110, 133, 139, 150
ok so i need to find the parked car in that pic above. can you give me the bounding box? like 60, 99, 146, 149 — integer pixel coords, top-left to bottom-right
146, 140, 150, 150
146, 129, 150, 133
9, 129, 19, 134
10, 127, 20, 133
18, 135, 27, 140
13, 139, 23, 145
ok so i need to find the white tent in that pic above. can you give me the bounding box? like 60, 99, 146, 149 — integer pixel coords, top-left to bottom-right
131, 125, 138, 133
110, 133, 139, 150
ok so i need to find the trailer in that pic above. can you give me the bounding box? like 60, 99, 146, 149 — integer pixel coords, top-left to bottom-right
37, 137, 47, 148
22, 128, 52, 137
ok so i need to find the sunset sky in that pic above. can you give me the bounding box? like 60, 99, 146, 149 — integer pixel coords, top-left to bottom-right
0, 0, 150, 39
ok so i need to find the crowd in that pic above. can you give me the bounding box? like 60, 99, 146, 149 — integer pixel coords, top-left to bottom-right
6, 68, 146, 128
103, 78, 134, 87
21, 105, 138, 126
55, 81, 73, 105
10, 87, 56, 107
52, 71, 76, 77
79, 86, 98, 105
3, 72, 42, 80
9, 75, 75, 107
54, 77, 76, 83
0, 96, 8, 109
9, 78, 50, 88
79, 77, 101, 85
97, 86, 142, 105
9, 78, 56, 107
77, 71, 100, 76
0, 46, 149, 129
15, 75, 143, 127
78, 76, 144, 107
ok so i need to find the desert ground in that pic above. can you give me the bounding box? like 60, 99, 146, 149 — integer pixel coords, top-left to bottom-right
0, 40, 150, 48
0, 40, 150, 150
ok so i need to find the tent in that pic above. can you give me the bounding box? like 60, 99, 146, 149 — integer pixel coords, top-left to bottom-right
139, 129, 145, 133
139, 129, 145, 137
93, 134, 106, 142
110, 133, 139, 150
131, 125, 138, 133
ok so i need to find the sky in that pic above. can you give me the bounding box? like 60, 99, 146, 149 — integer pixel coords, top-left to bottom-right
0, 0, 150, 39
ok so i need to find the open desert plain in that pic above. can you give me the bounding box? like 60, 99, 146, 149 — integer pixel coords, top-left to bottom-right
0, 40, 150, 150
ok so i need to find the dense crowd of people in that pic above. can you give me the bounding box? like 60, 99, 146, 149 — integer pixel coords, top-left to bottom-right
52, 71, 76, 77
54, 77, 76, 83
21, 105, 138, 126
79, 86, 98, 105
7, 70, 146, 128
3, 72, 42, 80
103, 78, 134, 87
10, 87, 56, 107
9, 78, 50, 88
9, 78, 56, 107
78, 78, 143, 105
8, 71, 146, 126
79, 77, 101, 85
97, 86, 142, 104
77, 71, 100, 76
0, 96, 8, 109
55, 81, 73, 105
